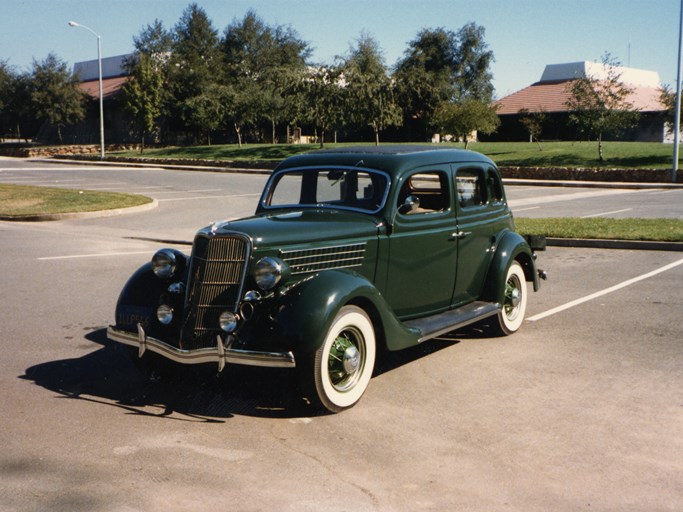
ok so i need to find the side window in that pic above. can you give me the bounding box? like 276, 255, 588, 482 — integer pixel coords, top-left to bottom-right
487, 168, 504, 204
456, 168, 487, 208
397, 171, 450, 215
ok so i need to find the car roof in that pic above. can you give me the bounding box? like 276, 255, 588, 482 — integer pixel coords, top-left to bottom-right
275, 145, 496, 175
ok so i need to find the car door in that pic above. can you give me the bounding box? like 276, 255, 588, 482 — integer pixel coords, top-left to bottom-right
451, 165, 511, 305
384, 166, 458, 319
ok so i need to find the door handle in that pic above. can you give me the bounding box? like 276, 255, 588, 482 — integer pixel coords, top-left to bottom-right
450, 231, 471, 240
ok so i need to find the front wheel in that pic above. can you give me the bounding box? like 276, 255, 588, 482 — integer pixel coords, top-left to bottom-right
305, 306, 376, 413
493, 261, 528, 336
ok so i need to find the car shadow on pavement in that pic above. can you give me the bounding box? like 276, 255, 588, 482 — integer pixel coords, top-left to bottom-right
21, 328, 313, 421
22, 325, 490, 420
373, 321, 495, 376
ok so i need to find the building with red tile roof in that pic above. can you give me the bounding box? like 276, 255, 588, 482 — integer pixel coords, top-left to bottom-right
487, 62, 668, 142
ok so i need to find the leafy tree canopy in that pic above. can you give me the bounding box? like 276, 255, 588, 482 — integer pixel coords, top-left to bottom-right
29, 53, 86, 142
566, 53, 640, 161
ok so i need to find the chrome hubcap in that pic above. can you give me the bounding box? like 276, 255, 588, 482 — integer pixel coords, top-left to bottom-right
504, 276, 522, 317
328, 329, 364, 392
342, 345, 361, 374
510, 287, 521, 308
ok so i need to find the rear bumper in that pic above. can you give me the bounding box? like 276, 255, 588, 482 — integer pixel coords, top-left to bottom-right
107, 324, 296, 371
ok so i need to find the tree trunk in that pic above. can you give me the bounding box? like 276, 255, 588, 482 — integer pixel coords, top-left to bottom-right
234, 123, 242, 148
598, 134, 604, 162
319, 128, 325, 148
140, 133, 145, 154
463, 133, 469, 150
272, 119, 276, 144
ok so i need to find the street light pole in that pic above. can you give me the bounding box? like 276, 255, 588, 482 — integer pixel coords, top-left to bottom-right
673, 0, 683, 182
68, 21, 105, 160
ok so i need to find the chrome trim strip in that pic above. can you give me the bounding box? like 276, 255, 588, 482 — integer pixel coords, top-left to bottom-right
280, 242, 367, 275
108, 325, 296, 370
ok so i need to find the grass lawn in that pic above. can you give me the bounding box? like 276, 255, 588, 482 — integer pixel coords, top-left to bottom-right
516, 217, 683, 242
0, 184, 153, 217
112, 141, 679, 169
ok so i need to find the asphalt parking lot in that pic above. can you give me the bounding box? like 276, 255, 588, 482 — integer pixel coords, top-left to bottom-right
1, 160, 681, 511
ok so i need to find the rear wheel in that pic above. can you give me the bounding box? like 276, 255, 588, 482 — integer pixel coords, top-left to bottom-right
305, 306, 376, 413
494, 261, 528, 335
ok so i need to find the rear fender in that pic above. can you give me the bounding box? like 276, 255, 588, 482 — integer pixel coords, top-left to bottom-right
483, 231, 540, 304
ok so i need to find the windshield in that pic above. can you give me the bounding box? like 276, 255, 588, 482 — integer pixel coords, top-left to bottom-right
261, 167, 389, 214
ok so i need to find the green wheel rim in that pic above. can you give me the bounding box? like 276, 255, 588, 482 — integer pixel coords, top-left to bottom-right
504, 273, 522, 320
327, 328, 365, 392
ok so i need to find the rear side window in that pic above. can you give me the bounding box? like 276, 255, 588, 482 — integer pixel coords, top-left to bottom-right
456, 168, 487, 208
487, 169, 504, 203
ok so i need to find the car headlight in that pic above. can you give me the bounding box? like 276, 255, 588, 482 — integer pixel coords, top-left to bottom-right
156, 304, 174, 325
219, 310, 238, 333
254, 257, 287, 290
152, 249, 177, 279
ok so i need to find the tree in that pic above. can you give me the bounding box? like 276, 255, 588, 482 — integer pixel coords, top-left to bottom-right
658, 85, 683, 141
433, 99, 499, 149
565, 54, 640, 162
169, 3, 221, 141
133, 19, 173, 57
0, 60, 20, 140
29, 53, 86, 143
221, 10, 311, 143
518, 107, 547, 150
181, 83, 232, 145
124, 20, 174, 146
294, 64, 345, 147
121, 53, 165, 152
394, 23, 494, 139
343, 33, 402, 145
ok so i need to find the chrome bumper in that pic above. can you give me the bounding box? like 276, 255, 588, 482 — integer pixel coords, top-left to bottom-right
107, 324, 296, 371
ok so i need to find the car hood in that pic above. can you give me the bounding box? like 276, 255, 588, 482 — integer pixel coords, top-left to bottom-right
199, 209, 381, 249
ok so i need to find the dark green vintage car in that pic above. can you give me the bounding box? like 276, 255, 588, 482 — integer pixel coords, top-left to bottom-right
108, 146, 545, 412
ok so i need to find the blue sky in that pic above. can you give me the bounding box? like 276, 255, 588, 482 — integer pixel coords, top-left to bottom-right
2, 0, 681, 97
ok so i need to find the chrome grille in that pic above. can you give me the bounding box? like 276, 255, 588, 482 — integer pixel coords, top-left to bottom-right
182, 234, 250, 348
280, 243, 366, 275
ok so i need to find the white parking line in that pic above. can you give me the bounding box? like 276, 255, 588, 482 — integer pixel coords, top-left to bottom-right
158, 193, 260, 202
528, 257, 683, 322
514, 206, 541, 212
508, 188, 638, 208
647, 189, 683, 195
38, 251, 154, 261
150, 189, 222, 194
580, 208, 633, 218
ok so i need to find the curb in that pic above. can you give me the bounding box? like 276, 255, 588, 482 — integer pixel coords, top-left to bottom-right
39, 157, 683, 189
41, 157, 275, 175
11, 157, 683, 251
503, 178, 683, 190
0, 198, 158, 222
547, 238, 683, 252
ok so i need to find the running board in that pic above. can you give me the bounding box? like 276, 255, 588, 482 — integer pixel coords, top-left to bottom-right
404, 301, 501, 342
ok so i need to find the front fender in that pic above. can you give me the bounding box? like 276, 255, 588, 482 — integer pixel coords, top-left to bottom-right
274, 270, 420, 355
483, 231, 539, 304
114, 250, 189, 334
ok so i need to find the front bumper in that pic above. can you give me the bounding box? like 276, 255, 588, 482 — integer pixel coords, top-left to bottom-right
107, 324, 296, 372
